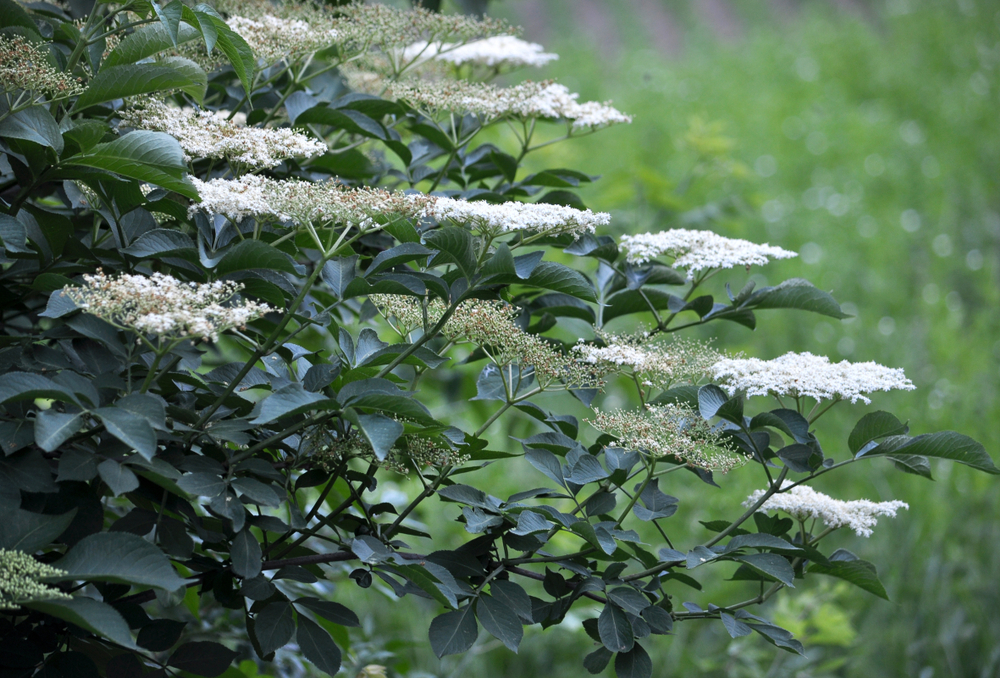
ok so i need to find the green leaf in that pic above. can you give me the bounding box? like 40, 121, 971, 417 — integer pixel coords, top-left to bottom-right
698, 384, 731, 420
429, 606, 478, 658
95, 407, 157, 460
887, 453, 933, 479
425, 227, 476, 279
26, 597, 136, 649
72, 57, 207, 112
296, 617, 342, 676
196, 12, 255, 95
52, 532, 186, 591
848, 411, 907, 454
0, 507, 76, 553
102, 22, 200, 67
476, 593, 523, 652
351, 413, 403, 461
731, 553, 795, 587
34, 410, 86, 452
255, 601, 295, 655
152, 0, 183, 45
294, 597, 360, 627
807, 551, 888, 600
859, 431, 998, 474
0, 104, 63, 152
136, 619, 187, 652
168, 642, 238, 677
321, 255, 358, 298
614, 642, 652, 678
0, 0, 38, 33
0, 372, 78, 404
231, 528, 262, 579
745, 278, 848, 318
602, 288, 678, 323
65, 131, 197, 199
607, 587, 650, 616
250, 384, 334, 425
0, 213, 30, 254
583, 647, 613, 674
598, 603, 634, 653
217, 240, 298, 275
122, 228, 196, 260
97, 459, 140, 497
524, 261, 596, 302
366, 242, 432, 276
296, 106, 387, 139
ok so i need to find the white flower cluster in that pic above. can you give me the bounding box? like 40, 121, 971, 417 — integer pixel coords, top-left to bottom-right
573, 335, 723, 389
744, 483, 908, 537
190, 175, 434, 226
120, 100, 326, 169
337, 3, 511, 51
429, 195, 609, 237
65, 271, 275, 342
191, 175, 607, 237
0, 549, 71, 610
711, 351, 916, 404
227, 14, 340, 63
402, 36, 558, 70
388, 80, 631, 130
620, 229, 797, 275
588, 404, 746, 472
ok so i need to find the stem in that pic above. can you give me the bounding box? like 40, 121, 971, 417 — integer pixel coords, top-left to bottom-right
382, 466, 452, 540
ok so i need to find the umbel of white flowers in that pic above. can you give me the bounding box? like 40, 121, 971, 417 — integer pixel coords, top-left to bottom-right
0, 550, 71, 610
120, 99, 327, 169
619, 228, 797, 276
65, 271, 275, 342
744, 483, 909, 537
190, 175, 609, 237
401, 35, 559, 70
711, 351, 916, 404
572, 334, 724, 389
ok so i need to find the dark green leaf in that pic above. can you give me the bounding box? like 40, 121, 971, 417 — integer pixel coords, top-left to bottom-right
53, 532, 186, 591
97, 459, 139, 497
72, 58, 207, 111
731, 553, 795, 587
296, 616, 342, 675
607, 587, 650, 616
745, 278, 848, 319
95, 407, 157, 460
807, 553, 889, 600
34, 410, 86, 452
250, 384, 333, 425
65, 131, 197, 199
136, 619, 187, 652
860, 431, 998, 474
122, 229, 196, 260
0, 104, 63, 152
720, 612, 753, 638
366, 242, 431, 276
476, 593, 523, 652
177, 472, 225, 497
425, 227, 476, 279
217, 240, 298, 275
296, 106, 387, 139
614, 642, 652, 678
231, 528, 262, 579
168, 642, 238, 677
254, 601, 295, 655
491, 580, 533, 623
429, 606, 478, 658
0, 507, 75, 553
26, 598, 136, 649
524, 261, 596, 302
321, 256, 358, 298
103, 22, 200, 67
848, 411, 907, 454
583, 647, 613, 674
0, 213, 30, 253
598, 603, 634, 653
295, 597, 360, 627
353, 413, 403, 461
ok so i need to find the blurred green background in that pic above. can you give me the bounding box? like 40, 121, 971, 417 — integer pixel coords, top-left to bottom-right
333, 1, 1000, 676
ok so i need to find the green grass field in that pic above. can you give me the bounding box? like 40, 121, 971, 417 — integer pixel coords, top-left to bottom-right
337, 2, 1000, 675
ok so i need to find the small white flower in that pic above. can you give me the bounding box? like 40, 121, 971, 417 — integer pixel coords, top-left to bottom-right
619, 229, 797, 276
744, 483, 908, 537
0, 549, 71, 610
572, 335, 723, 389
227, 14, 339, 63
428, 195, 609, 237
711, 352, 915, 404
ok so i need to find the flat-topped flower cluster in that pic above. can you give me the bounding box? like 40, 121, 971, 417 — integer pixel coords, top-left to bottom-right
191, 175, 608, 237
620, 228, 797, 275
121, 99, 326, 168
388, 80, 632, 130
711, 351, 915, 404
573, 334, 723, 389
745, 483, 909, 537
588, 404, 746, 472
65, 271, 274, 342
401, 36, 558, 70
